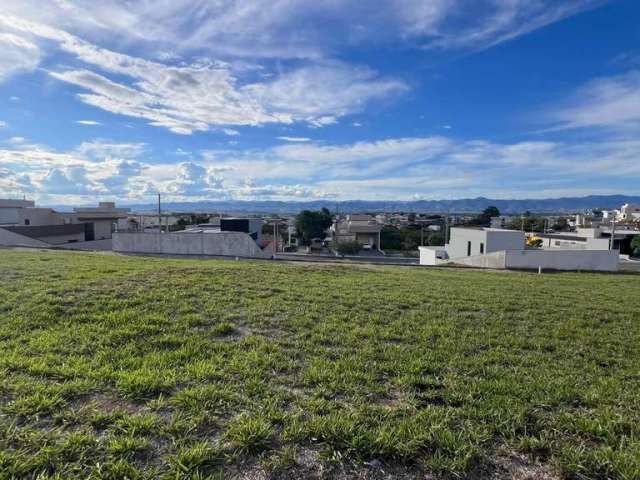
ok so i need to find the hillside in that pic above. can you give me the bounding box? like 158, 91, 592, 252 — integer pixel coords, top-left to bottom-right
49, 194, 640, 215
0, 250, 638, 479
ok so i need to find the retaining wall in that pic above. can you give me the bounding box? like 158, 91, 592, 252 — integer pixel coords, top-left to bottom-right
113, 232, 270, 259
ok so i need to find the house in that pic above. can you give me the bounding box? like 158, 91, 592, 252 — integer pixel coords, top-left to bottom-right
0, 199, 129, 247
619, 203, 640, 222
419, 227, 619, 272
331, 214, 382, 250
72, 202, 131, 240
538, 226, 639, 255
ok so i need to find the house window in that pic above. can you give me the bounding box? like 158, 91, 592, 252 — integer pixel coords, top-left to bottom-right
24, 219, 30, 226
467, 241, 472, 256
480, 242, 485, 254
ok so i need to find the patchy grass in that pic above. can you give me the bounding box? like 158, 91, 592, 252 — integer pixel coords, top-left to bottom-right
0, 249, 639, 479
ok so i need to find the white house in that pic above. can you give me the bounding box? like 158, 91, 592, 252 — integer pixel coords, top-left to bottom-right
419, 227, 618, 272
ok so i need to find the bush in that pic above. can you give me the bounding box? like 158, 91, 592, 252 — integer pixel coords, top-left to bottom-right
632, 236, 640, 258
335, 241, 362, 256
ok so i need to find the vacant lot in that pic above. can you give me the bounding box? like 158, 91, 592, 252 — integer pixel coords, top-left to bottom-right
0, 250, 638, 479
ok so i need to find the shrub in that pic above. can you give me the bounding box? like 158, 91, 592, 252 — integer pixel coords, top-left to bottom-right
335, 241, 362, 256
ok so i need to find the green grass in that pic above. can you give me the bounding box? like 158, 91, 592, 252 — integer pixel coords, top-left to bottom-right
0, 249, 639, 479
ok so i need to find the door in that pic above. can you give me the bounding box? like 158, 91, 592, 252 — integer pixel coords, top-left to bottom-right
84, 222, 95, 241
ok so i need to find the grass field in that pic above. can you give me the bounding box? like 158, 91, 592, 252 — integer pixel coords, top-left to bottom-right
0, 250, 639, 479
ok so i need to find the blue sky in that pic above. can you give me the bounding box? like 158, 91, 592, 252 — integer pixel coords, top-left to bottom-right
0, 0, 639, 205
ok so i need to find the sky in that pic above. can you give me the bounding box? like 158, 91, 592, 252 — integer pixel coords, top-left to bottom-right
0, 0, 639, 205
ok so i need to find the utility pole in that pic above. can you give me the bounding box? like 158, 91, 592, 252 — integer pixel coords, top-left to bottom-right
420, 225, 424, 246
610, 219, 616, 251
273, 220, 278, 258
445, 216, 450, 244
157, 194, 162, 233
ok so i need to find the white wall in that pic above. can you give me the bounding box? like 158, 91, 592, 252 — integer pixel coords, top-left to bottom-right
19, 208, 65, 226
92, 220, 114, 240
446, 228, 487, 259
486, 229, 525, 252
419, 246, 448, 265
505, 250, 618, 272
113, 232, 270, 258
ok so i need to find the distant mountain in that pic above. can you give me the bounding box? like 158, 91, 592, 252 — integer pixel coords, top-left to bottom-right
96, 194, 640, 215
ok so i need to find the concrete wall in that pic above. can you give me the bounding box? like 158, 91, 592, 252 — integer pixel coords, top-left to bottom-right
447, 228, 487, 259
451, 251, 507, 269
486, 229, 525, 252
93, 220, 114, 240
0, 208, 20, 224
19, 208, 65, 226
113, 232, 270, 258
586, 238, 611, 250
449, 249, 618, 272
419, 246, 448, 265
504, 250, 619, 272
0, 228, 51, 247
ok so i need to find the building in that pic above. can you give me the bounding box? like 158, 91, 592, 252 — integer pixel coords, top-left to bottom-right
73, 202, 131, 240
619, 203, 640, 222
537, 226, 639, 255
219, 218, 263, 243
113, 216, 268, 258
445, 227, 525, 258
0, 199, 129, 247
419, 227, 619, 272
331, 214, 382, 250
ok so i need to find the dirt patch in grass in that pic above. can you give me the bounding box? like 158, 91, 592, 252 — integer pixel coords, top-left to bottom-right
87, 393, 149, 414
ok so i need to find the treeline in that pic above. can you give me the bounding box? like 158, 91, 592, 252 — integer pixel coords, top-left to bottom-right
381, 225, 445, 251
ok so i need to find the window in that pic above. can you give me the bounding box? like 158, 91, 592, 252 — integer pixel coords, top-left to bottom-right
480, 242, 485, 254
24, 219, 30, 226
467, 241, 472, 256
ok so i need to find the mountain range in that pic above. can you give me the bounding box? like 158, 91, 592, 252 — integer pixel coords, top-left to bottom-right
72, 194, 640, 215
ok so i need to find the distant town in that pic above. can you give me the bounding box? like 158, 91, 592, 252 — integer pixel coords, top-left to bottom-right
1, 197, 639, 273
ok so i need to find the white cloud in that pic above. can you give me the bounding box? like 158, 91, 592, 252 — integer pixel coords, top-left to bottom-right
75, 140, 146, 160
422, 0, 605, 51
76, 120, 102, 126
244, 62, 407, 124
277, 137, 311, 143
1, 134, 638, 202
223, 128, 240, 136
1, 17, 406, 134
0, 32, 41, 82
165, 162, 227, 197
0, 121, 7, 128
1, 1, 603, 59
547, 70, 640, 131
39, 166, 100, 195
7, 137, 27, 145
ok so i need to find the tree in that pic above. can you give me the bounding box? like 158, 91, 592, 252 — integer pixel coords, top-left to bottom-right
631, 236, 640, 258
294, 208, 333, 247
426, 230, 445, 246
467, 206, 500, 227
551, 217, 569, 232
506, 215, 546, 232
335, 240, 362, 256
381, 225, 403, 250
177, 214, 210, 226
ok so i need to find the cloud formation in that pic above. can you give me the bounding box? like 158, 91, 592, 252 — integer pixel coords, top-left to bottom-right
2, 135, 637, 203
2, 1, 605, 59
0, 16, 407, 134
548, 70, 640, 131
